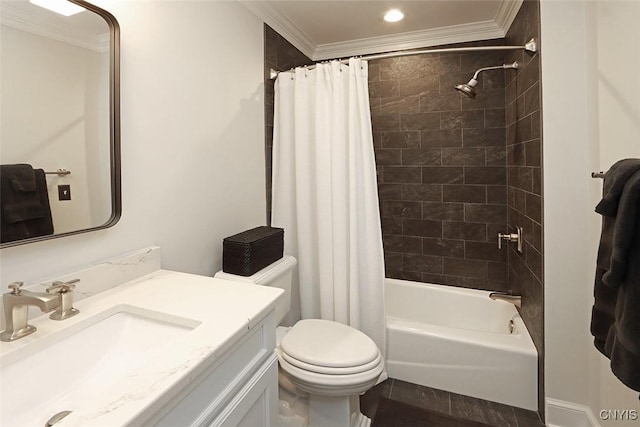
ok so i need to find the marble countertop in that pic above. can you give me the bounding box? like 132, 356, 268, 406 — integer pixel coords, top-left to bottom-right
0, 268, 283, 427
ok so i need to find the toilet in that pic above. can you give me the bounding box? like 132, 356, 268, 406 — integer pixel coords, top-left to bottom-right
215, 255, 384, 427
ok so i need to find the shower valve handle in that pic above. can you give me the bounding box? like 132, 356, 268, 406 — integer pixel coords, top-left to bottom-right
497, 233, 517, 249
497, 227, 524, 253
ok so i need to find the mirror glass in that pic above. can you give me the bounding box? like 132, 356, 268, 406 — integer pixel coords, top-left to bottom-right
0, 0, 120, 247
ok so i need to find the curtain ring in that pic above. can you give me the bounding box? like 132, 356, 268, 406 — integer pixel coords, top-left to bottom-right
339, 60, 343, 72
290, 67, 294, 80
304, 65, 308, 78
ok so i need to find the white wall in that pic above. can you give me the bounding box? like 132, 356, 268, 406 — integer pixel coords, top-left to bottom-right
85, 50, 112, 226
541, 0, 591, 413
0, 1, 266, 285
541, 1, 640, 425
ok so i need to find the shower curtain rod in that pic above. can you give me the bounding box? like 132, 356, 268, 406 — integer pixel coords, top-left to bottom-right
269, 38, 537, 79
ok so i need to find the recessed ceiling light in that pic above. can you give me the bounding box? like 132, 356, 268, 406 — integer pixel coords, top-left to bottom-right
384, 9, 404, 23
30, 0, 85, 16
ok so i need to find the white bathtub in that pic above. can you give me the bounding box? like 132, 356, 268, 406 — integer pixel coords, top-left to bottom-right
385, 278, 538, 411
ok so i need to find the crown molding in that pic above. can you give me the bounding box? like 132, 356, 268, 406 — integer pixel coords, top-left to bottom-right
239, 0, 315, 60
1, 6, 109, 53
313, 20, 504, 61
495, 0, 524, 33
240, 0, 523, 62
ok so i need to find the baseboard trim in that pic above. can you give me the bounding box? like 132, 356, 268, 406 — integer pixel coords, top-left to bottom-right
546, 398, 601, 427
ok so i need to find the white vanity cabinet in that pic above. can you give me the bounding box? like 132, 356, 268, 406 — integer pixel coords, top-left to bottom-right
0, 260, 284, 427
149, 312, 279, 427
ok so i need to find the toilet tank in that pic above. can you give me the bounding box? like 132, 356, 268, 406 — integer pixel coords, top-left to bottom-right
214, 255, 297, 324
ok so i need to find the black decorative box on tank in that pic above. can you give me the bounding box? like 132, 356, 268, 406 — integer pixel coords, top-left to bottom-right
222, 226, 284, 276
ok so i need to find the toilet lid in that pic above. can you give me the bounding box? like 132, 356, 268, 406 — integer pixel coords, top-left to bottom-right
280, 319, 380, 369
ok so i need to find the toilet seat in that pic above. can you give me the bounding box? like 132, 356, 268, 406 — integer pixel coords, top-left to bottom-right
280, 319, 380, 368
280, 350, 383, 375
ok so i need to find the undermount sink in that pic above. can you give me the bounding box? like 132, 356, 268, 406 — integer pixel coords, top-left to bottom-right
1, 304, 200, 427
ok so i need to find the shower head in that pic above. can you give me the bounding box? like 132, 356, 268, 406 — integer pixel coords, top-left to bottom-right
455, 78, 478, 99
455, 62, 519, 99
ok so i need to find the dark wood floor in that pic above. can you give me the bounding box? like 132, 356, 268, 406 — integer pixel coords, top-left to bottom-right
361, 379, 545, 427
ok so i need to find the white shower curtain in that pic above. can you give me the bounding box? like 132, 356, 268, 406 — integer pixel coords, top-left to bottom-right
271, 58, 386, 353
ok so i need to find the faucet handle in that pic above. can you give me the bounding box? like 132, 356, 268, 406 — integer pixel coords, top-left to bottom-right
47, 279, 80, 294
8, 282, 24, 295
47, 279, 80, 321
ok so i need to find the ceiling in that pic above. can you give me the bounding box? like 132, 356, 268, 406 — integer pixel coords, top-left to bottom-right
1, 0, 110, 52
240, 0, 524, 60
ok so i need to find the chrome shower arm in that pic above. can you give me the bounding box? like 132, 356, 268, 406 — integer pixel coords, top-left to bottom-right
472, 62, 519, 80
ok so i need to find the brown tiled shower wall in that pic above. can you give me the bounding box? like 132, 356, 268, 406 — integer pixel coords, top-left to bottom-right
505, 0, 545, 414
369, 42, 510, 291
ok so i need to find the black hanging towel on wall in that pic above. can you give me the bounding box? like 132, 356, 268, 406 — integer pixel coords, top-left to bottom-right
591, 158, 640, 393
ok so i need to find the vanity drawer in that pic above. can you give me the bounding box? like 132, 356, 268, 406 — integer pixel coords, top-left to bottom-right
152, 312, 276, 427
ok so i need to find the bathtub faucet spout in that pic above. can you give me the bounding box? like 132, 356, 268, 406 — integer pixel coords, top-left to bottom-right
489, 292, 521, 308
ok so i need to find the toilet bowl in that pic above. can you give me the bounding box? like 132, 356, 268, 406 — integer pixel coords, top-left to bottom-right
215, 256, 383, 427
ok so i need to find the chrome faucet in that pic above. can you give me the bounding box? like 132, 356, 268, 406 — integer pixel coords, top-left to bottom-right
489, 292, 522, 308
0, 279, 80, 342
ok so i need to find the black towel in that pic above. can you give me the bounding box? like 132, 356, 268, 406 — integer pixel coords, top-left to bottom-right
1, 163, 37, 192
591, 164, 640, 392
1, 167, 54, 243
591, 162, 632, 353
595, 159, 640, 217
